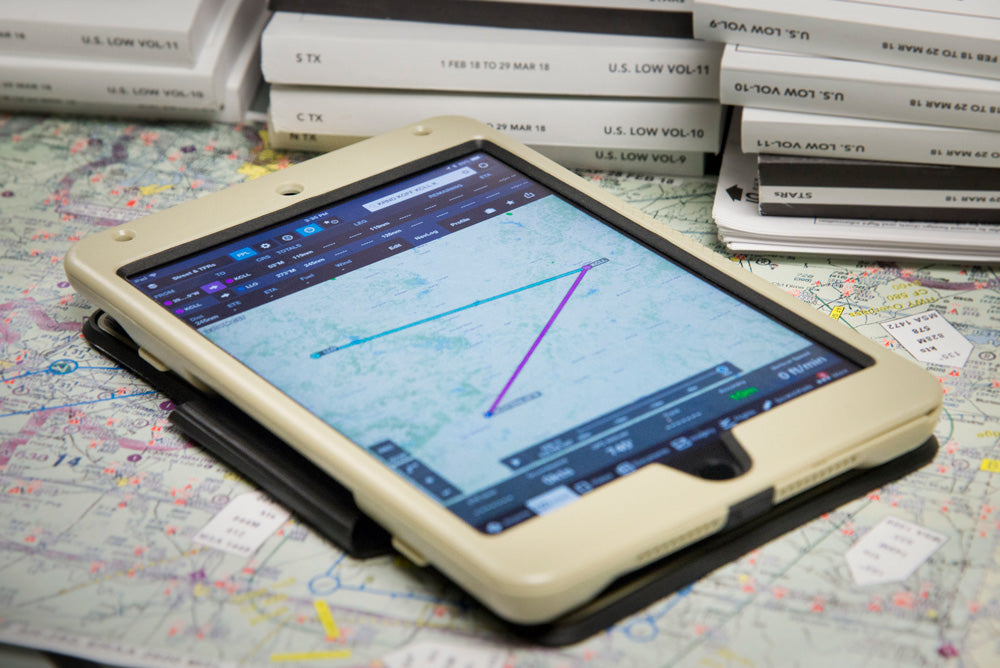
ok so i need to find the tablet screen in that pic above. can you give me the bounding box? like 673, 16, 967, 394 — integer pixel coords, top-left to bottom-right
127, 149, 861, 534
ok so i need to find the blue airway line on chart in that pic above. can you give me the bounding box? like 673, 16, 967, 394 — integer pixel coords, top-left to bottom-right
309, 258, 608, 363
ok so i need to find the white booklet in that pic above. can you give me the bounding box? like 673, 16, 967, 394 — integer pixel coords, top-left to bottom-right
712, 113, 1000, 263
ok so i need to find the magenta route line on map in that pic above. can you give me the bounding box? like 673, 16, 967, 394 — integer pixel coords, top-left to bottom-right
485, 262, 595, 418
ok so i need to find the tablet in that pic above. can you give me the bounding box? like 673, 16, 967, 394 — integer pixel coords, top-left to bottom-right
65, 116, 942, 624
78, 308, 939, 645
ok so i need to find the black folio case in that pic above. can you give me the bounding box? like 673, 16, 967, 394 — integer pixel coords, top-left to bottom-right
82, 309, 938, 646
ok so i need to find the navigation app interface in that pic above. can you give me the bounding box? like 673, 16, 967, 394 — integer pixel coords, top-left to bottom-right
129, 151, 860, 534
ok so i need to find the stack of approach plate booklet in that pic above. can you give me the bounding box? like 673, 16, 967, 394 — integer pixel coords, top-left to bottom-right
0, 0, 269, 121
694, 0, 1000, 260
713, 115, 1000, 263
261, 0, 726, 176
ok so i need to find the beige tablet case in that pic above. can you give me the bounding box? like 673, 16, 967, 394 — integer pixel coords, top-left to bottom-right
65, 116, 942, 624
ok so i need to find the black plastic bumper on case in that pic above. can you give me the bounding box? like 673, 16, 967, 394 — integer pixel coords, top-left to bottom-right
169, 399, 393, 559
81, 311, 392, 558
81, 310, 938, 646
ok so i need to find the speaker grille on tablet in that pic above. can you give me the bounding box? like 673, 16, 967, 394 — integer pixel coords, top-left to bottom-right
634, 517, 726, 565
775, 455, 860, 503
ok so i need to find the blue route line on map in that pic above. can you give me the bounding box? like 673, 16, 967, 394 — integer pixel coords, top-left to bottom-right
485, 263, 591, 417
0, 369, 47, 382
309, 264, 595, 359
307, 555, 465, 607
0, 361, 119, 383
1, 360, 143, 417
0, 391, 158, 418
616, 584, 692, 643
